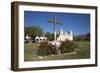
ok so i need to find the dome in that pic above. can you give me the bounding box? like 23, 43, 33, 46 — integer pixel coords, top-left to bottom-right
35, 36, 39, 39
40, 36, 43, 39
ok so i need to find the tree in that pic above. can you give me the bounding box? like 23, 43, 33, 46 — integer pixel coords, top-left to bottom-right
24, 26, 43, 41
45, 32, 54, 41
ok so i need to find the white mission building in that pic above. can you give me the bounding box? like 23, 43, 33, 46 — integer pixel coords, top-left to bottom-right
35, 36, 47, 43
35, 29, 73, 43
57, 29, 73, 41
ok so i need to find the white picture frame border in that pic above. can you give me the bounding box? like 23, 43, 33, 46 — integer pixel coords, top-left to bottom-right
19, 5, 96, 68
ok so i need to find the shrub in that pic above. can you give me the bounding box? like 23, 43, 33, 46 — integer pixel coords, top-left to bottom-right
37, 42, 57, 56
37, 40, 78, 56
60, 40, 77, 53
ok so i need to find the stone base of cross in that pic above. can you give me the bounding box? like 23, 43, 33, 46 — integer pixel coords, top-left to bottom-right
49, 40, 62, 54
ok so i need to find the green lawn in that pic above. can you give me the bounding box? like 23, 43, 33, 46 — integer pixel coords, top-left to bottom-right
24, 41, 90, 61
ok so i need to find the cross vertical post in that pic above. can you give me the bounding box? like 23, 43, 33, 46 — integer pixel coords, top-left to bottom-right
48, 16, 62, 41
54, 16, 56, 41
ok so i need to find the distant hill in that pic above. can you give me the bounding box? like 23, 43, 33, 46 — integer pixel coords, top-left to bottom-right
74, 33, 90, 41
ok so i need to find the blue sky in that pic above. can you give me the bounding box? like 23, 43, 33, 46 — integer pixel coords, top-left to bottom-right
24, 11, 90, 36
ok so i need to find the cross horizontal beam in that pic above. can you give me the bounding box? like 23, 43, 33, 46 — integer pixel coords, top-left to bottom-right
48, 19, 62, 25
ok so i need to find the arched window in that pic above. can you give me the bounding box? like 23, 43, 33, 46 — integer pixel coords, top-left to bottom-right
43, 39, 45, 41
36, 39, 38, 41
35, 36, 40, 42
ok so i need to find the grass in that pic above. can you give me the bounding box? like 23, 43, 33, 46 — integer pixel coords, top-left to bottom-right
24, 41, 90, 61
24, 43, 39, 61
75, 41, 90, 59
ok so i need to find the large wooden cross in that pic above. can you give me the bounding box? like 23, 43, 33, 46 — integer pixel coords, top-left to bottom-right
48, 16, 62, 41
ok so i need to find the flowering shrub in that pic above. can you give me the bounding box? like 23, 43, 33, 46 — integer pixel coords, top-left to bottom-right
59, 40, 77, 53
37, 42, 57, 56
37, 40, 77, 56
